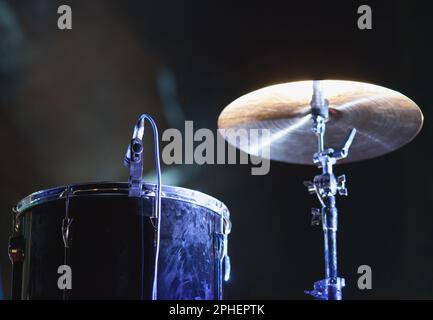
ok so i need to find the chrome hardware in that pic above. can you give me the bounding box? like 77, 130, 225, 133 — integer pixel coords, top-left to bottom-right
311, 208, 322, 226
304, 181, 316, 194
62, 185, 73, 248
305, 277, 345, 300
223, 252, 231, 282
62, 217, 74, 248
126, 138, 144, 197
337, 175, 348, 196
304, 81, 356, 300
216, 209, 231, 282
8, 235, 25, 264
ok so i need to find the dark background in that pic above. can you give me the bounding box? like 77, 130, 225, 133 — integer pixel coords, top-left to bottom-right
0, 0, 432, 299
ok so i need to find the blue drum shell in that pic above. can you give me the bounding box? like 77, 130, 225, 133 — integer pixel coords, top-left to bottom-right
14, 182, 230, 300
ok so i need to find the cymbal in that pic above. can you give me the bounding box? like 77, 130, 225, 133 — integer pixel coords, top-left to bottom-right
218, 80, 423, 165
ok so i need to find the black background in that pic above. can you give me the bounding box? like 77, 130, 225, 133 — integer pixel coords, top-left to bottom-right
0, 0, 432, 299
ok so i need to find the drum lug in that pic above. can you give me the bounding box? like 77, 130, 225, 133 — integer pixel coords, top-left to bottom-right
9, 234, 25, 300
8, 235, 25, 264
223, 251, 231, 282
216, 210, 231, 282
12, 206, 21, 234
62, 217, 74, 248
9, 207, 25, 264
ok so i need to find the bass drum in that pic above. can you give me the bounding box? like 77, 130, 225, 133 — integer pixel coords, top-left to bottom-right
12, 182, 231, 300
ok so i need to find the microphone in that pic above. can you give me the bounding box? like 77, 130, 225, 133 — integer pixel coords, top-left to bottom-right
123, 114, 162, 301
124, 117, 146, 167
124, 138, 144, 167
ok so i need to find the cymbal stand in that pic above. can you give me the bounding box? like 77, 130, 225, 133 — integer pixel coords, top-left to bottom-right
304, 81, 357, 300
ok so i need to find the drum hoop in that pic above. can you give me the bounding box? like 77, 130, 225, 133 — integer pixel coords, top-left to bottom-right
15, 182, 230, 219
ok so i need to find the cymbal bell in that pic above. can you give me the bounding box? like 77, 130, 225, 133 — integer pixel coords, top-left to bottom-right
218, 80, 423, 165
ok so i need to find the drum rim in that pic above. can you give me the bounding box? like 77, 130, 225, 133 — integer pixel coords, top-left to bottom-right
15, 182, 230, 218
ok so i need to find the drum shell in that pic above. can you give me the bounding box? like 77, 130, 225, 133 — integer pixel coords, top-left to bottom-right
14, 183, 229, 300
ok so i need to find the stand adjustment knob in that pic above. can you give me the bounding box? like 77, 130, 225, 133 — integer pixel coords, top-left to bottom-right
311, 208, 322, 226
304, 181, 316, 194
337, 175, 348, 196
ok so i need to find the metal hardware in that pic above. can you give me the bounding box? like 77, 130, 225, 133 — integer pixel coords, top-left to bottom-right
8, 235, 25, 264
124, 114, 162, 300
304, 277, 345, 300
9, 233, 25, 300
61, 217, 74, 248
304, 80, 357, 300
215, 209, 231, 282
337, 175, 348, 196
304, 181, 316, 194
222, 215, 231, 282
223, 249, 231, 282
62, 186, 73, 248
311, 208, 322, 226
126, 138, 144, 198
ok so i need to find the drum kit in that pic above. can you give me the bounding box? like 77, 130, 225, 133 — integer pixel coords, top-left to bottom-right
8, 79, 423, 300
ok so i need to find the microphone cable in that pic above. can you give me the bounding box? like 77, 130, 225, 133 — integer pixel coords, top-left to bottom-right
125, 114, 162, 300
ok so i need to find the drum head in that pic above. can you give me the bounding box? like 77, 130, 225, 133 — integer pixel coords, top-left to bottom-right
16, 182, 230, 219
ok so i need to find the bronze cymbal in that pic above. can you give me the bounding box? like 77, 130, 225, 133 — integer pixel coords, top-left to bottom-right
218, 80, 423, 165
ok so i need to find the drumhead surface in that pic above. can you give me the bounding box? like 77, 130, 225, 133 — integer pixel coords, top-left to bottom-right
15, 182, 230, 219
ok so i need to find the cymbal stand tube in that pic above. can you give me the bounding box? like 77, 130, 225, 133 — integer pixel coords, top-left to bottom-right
304, 81, 356, 300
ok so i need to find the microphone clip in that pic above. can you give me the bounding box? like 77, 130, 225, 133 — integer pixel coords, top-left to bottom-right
126, 138, 144, 197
